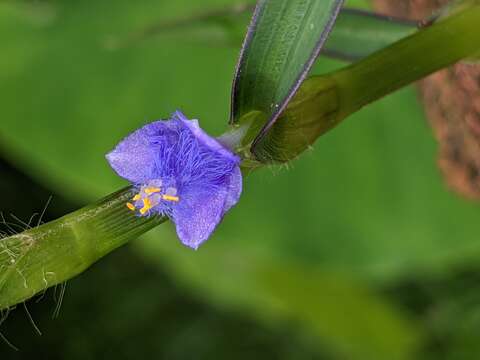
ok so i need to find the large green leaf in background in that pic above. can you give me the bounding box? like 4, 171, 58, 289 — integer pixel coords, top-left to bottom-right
1, 0, 480, 358
324, 8, 416, 61
122, 5, 417, 63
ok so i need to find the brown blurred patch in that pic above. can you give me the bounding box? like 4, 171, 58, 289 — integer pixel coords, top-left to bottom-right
372, 0, 480, 199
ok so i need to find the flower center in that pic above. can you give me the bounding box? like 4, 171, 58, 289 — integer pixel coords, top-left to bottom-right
126, 179, 179, 215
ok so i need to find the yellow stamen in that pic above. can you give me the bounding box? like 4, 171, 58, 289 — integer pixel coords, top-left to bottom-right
126, 202, 136, 211
139, 197, 152, 215
133, 194, 141, 201
145, 187, 161, 195
162, 195, 179, 202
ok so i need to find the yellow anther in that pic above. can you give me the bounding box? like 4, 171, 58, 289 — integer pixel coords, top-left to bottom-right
133, 194, 141, 201
145, 187, 161, 195
162, 195, 179, 202
139, 197, 152, 215
126, 202, 136, 211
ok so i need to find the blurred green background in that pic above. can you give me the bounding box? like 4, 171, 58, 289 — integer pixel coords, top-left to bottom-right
2, 0, 480, 359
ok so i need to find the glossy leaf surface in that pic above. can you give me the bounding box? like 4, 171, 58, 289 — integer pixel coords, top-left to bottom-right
230, 0, 344, 136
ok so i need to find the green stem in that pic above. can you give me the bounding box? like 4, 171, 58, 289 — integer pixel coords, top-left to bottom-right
331, 2, 480, 118
0, 187, 164, 310
252, 1, 480, 162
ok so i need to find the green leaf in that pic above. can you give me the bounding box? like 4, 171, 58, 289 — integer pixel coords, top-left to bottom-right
230, 0, 344, 135
324, 8, 417, 61
117, 5, 417, 63
0, 0, 238, 199
139, 235, 422, 360
252, 2, 480, 162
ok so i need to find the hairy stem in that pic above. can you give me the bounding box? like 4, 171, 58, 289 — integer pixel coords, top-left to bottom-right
0, 187, 164, 310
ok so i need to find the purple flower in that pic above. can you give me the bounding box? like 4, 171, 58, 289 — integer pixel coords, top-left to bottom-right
106, 111, 242, 249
